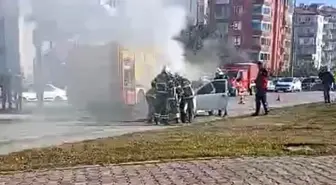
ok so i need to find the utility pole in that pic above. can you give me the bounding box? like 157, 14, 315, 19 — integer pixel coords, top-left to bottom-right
32, 26, 44, 107
290, 0, 296, 77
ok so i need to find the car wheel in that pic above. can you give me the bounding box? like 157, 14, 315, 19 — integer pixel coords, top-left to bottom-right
54, 96, 63, 102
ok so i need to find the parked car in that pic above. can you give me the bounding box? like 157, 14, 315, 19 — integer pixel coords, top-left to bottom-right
302, 77, 322, 91
275, 77, 302, 92
267, 80, 276, 91
22, 84, 68, 102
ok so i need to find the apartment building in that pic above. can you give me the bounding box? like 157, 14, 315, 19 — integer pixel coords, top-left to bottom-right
318, 5, 336, 69
208, 0, 290, 73
294, 5, 324, 69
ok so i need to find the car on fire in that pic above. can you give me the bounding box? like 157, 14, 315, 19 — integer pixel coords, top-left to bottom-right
193, 79, 229, 116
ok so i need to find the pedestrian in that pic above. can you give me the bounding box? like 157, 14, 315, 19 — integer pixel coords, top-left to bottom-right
318, 67, 335, 103
145, 81, 156, 123
252, 61, 269, 116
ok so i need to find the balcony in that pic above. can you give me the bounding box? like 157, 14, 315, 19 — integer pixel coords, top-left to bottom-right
296, 32, 316, 37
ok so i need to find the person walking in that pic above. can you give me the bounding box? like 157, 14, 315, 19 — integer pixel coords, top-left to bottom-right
252, 61, 269, 116
318, 67, 335, 103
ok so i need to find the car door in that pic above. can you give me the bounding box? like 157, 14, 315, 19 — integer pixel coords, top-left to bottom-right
43, 85, 56, 100
194, 82, 216, 111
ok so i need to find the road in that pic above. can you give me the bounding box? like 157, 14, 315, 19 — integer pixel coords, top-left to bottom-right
0, 91, 324, 154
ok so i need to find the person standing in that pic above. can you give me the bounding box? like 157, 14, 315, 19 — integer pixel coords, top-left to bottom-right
318, 67, 335, 103
175, 73, 195, 123
152, 66, 174, 125
214, 68, 228, 116
252, 62, 269, 116
145, 81, 156, 123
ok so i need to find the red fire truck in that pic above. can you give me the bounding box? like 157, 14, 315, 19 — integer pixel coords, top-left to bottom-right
221, 63, 259, 96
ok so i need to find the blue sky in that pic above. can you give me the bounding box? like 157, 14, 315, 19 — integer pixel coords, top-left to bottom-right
297, 0, 336, 5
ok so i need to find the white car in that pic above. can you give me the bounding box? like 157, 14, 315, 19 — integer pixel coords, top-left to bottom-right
22, 84, 68, 102
194, 79, 229, 115
267, 80, 276, 91
275, 77, 302, 92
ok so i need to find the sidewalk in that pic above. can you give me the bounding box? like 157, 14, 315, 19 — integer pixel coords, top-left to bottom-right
0, 156, 335, 184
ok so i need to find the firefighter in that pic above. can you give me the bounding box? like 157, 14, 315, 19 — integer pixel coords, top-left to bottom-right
167, 77, 180, 123
213, 68, 228, 116
145, 81, 156, 123
176, 73, 195, 123
214, 68, 225, 79
152, 66, 174, 124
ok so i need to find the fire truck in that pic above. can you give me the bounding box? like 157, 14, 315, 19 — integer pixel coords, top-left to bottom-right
221, 63, 259, 96
66, 42, 158, 116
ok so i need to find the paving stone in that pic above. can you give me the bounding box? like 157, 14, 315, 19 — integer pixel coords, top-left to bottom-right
1, 156, 336, 184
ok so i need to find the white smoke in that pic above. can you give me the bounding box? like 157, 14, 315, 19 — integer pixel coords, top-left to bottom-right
110, 0, 187, 73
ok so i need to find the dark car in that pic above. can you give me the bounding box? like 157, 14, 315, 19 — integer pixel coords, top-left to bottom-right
302, 77, 323, 91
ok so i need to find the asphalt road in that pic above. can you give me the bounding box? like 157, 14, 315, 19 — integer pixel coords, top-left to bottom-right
0, 91, 325, 155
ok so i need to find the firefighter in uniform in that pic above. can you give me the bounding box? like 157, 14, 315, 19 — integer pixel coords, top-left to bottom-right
214, 68, 224, 79
175, 73, 195, 123
145, 81, 156, 123
167, 77, 180, 123
152, 66, 174, 124
213, 68, 228, 116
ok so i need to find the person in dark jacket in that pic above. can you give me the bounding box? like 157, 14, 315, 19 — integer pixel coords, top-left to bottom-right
145, 81, 156, 123
252, 61, 269, 116
318, 67, 335, 103
214, 68, 228, 116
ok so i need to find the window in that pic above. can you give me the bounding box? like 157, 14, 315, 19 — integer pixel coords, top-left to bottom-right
216, 22, 228, 34
261, 37, 271, 45
260, 53, 270, 60
215, 6, 223, 17
262, 7, 271, 15
197, 83, 214, 95
233, 35, 241, 46
253, 5, 262, 13
233, 6, 243, 15
231, 21, 242, 30
250, 53, 259, 60
261, 23, 271, 31
252, 20, 271, 31
252, 4, 271, 15
252, 20, 261, 30
252, 37, 260, 45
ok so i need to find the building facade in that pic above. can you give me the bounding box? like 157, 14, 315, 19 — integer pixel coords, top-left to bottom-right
294, 5, 324, 69
318, 5, 336, 69
208, 0, 290, 74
